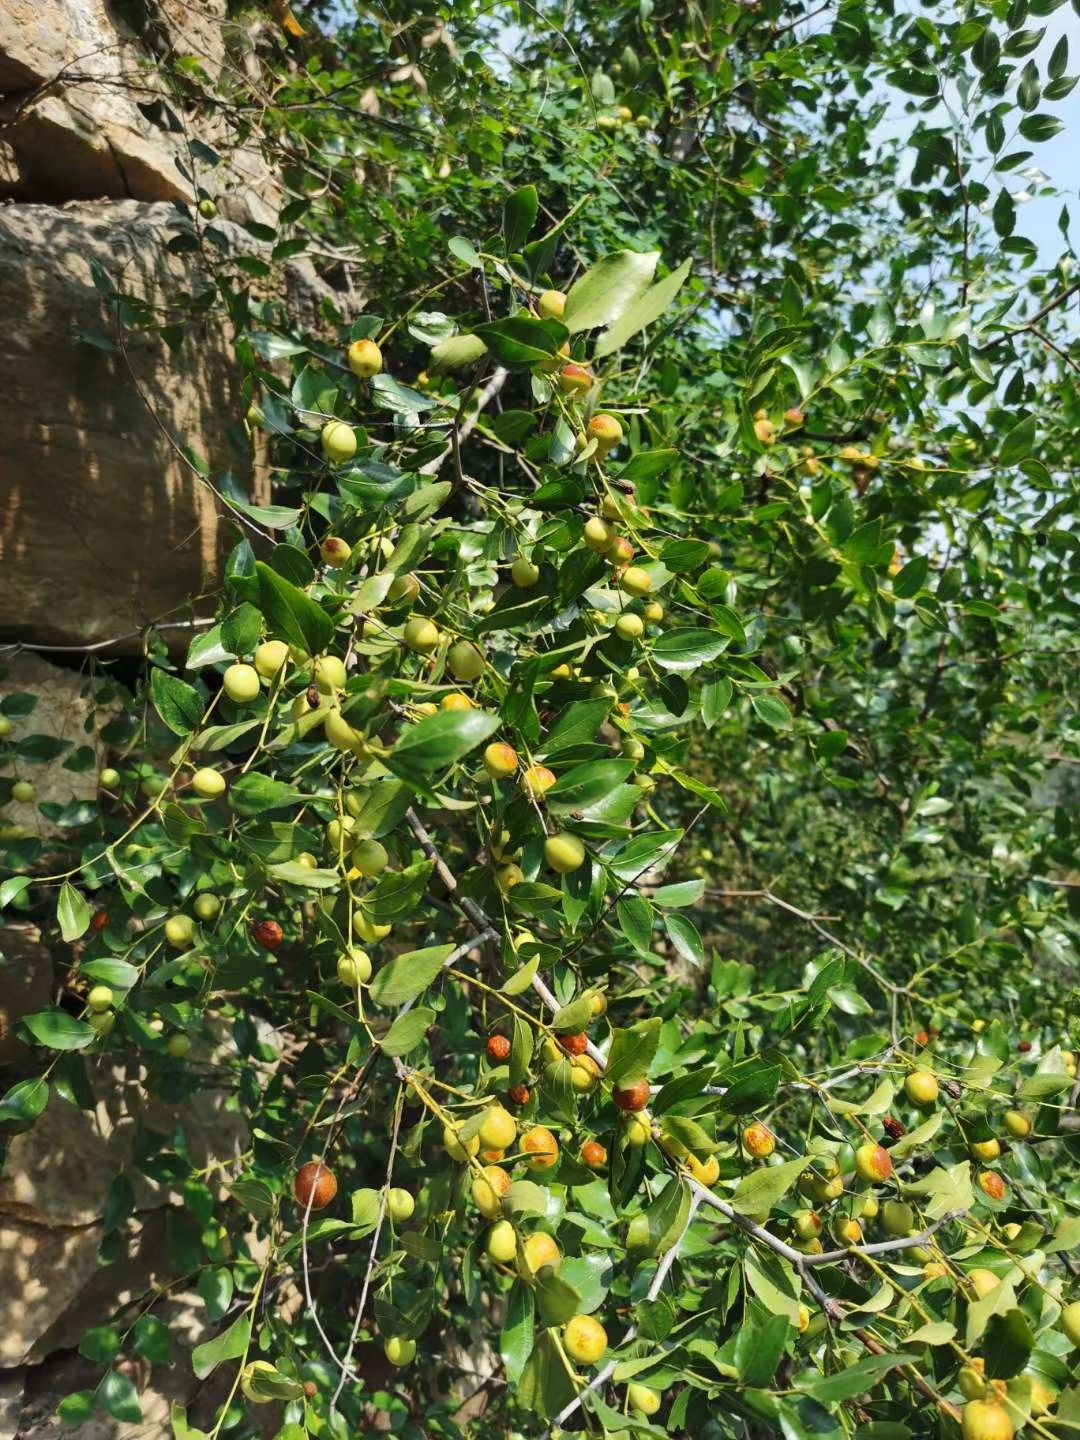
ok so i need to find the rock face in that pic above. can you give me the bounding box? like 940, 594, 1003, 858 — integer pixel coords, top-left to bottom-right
0, 201, 260, 647
0, 1029, 252, 1370
0, 922, 53, 1066
0, 0, 227, 204
0, 0, 281, 649
0, 653, 119, 838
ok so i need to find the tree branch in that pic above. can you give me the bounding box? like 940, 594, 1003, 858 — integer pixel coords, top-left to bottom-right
420, 366, 508, 475
543, 1193, 702, 1435
405, 807, 606, 1068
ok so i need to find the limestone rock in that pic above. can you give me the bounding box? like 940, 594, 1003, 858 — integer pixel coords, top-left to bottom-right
0, 201, 261, 648
0, 1022, 259, 1365
0, 1220, 108, 1369
0, 654, 119, 839
0, 923, 53, 1065
0, 1060, 155, 1229
0, 0, 224, 204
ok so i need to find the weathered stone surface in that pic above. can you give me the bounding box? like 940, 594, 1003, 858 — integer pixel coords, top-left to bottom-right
15, 1286, 278, 1440
0, 1220, 109, 1369
0, 654, 118, 839
0, 1023, 259, 1367
0, 201, 260, 648
0, 923, 53, 1066
0, 1064, 153, 1230
0, 0, 226, 204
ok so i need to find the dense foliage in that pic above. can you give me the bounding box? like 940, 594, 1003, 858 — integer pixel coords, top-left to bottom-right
2, 1, 1079, 1437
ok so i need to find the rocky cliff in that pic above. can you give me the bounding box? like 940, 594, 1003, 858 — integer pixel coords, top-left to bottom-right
0, 0, 272, 650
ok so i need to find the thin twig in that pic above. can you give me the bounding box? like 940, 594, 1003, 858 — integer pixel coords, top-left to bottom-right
419, 367, 509, 475
404, 808, 606, 1068
331, 1085, 406, 1407
543, 1193, 702, 1434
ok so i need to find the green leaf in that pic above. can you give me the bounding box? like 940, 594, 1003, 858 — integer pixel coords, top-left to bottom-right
999, 414, 1036, 465
369, 945, 454, 1007
0, 875, 32, 909
534, 1267, 583, 1326
365, 861, 434, 923
751, 693, 793, 730
191, 1313, 251, 1379
666, 912, 704, 967
1018, 113, 1064, 141
0, 1076, 49, 1124
448, 235, 481, 268
606, 1019, 661, 1085
57, 882, 90, 942
618, 449, 680, 484
81, 958, 139, 989
547, 760, 637, 812
984, 1309, 1034, 1378
735, 1302, 790, 1386
517, 1330, 575, 1420
228, 1175, 275, 1223
564, 250, 660, 333
893, 554, 929, 598
1017, 1070, 1072, 1101
103, 1173, 135, 1230
596, 256, 692, 357
618, 895, 654, 953
255, 561, 334, 656
906, 1320, 956, 1346
229, 773, 300, 814
57, 1392, 96, 1424
99, 1370, 142, 1424
538, 700, 612, 756
718, 1063, 781, 1115
799, 1353, 908, 1403
23, 1009, 95, 1052
503, 185, 539, 252
80, 1325, 123, 1363
379, 1007, 435, 1056
430, 333, 488, 372
220, 603, 263, 656
503, 1180, 549, 1217
265, 862, 340, 889
371, 373, 439, 413
501, 1280, 535, 1385
651, 629, 730, 672
150, 669, 204, 736
132, 1319, 174, 1359
744, 1249, 801, 1324
472, 316, 567, 366
389, 709, 501, 778
731, 1157, 806, 1218
558, 1254, 612, 1315
510, 1014, 534, 1085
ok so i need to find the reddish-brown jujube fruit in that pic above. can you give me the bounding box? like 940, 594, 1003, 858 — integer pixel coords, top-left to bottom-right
487, 1035, 511, 1062
558, 1033, 588, 1056
613, 1079, 651, 1112
294, 1161, 337, 1210
253, 919, 284, 951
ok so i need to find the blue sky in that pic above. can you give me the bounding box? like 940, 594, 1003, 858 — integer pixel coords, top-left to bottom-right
1011, 10, 1079, 264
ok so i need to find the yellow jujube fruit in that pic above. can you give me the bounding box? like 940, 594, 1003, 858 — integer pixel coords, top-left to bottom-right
404, 617, 440, 653
222, 663, 260, 704
321, 420, 357, 464
191, 767, 226, 799
478, 1105, 517, 1152
347, 338, 383, 378
563, 1314, 608, 1366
